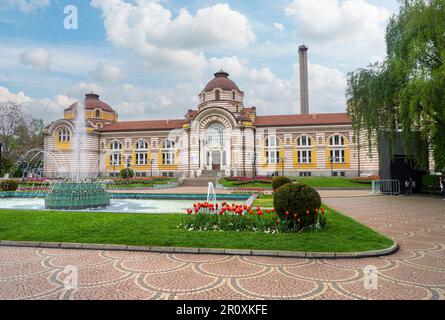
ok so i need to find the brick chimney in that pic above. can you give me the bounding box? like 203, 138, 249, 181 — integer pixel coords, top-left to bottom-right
299, 45, 309, 115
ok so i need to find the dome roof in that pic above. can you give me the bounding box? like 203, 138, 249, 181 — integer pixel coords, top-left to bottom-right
65, 93, 115, 113
203, 70, 240, 92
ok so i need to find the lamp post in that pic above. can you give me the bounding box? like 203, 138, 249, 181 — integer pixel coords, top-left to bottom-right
330, 156, 339, 176
126, 155, 132, 180
279, 157, 286, 177
150, 159, 155, 177
252, 153, 256, 180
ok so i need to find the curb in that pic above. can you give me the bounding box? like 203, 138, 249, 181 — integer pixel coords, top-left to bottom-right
0, 240, 398, 259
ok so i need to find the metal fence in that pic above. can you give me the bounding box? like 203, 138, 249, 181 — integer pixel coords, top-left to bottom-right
371, 180, 401, 195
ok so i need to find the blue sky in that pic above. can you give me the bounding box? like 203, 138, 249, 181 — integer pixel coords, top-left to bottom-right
0, 0, 400, 123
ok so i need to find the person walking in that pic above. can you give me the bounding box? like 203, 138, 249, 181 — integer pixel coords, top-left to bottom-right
440, 173, 445, 198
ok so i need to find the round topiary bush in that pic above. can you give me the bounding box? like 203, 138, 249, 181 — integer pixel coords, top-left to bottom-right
274, 183, 322, 229
272, 176, 292, 191
119, 168, 135, 179
0, 180, 19, 191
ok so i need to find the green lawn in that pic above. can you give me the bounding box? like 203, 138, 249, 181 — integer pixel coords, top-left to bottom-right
252, 195, 274, 207
293, 177, 371, 189
220, 177, 371, 190
0, 208, 393, 253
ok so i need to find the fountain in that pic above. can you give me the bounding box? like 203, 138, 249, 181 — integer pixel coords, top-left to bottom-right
207, 181, 217, 206
44, 100, 111, 210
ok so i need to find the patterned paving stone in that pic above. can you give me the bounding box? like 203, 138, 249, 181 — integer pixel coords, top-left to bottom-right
0, 194, 444, 300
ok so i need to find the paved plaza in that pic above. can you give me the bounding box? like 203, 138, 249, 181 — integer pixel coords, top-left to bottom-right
0, 194, 444, 300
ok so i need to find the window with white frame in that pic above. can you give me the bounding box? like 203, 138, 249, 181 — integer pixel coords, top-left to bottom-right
265, 136, 280, 164
109, 141, 122, 166
58, 128, 70, 142
329, 134, 346, 163
162, 139, 175, 165
135, 139, 148, 165
296, 135, 312, 164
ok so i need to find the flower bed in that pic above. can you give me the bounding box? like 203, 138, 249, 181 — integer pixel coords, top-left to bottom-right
181, 201, 327, 233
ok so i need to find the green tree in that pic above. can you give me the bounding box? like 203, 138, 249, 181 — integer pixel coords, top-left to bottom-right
346, 0, 445, 171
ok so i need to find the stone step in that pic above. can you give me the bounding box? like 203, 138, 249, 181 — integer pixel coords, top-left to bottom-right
180, 177, 220, 187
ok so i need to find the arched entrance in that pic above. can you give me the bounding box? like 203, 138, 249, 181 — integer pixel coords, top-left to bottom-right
205, 123, 226, 171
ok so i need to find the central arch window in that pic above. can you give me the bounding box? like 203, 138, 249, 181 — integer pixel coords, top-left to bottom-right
162, 139, 176, 165
135, 139, 148, 165
206, 123, 224, 146
58, 128, 70, 142
329, 134, 346, 163
297, 135, 312, 164
109, 141, 122, 166
265, 136, 280, 164
215, 90, 220, 101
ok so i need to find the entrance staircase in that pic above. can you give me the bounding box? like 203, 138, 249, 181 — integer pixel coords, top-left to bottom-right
180, 170, 225, 187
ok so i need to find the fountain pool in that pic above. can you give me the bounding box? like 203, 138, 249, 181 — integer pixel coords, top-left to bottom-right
0, 198, 206, 214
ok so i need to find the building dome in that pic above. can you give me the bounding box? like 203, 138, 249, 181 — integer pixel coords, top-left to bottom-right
65, 93, 115, 113
203, 70, 240, 92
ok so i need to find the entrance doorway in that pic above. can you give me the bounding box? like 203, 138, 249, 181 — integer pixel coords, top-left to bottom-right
212, 151, 221, 170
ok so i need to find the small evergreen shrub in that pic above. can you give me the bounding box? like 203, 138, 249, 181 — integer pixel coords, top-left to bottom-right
274, 183, 323, 230
119, 168, 135, 179
272, 176, 292, 191
0, 180, 19, 191
420, 175, 441, 192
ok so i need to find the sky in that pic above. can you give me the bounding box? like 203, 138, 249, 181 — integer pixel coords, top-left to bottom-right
0, 0, 401, 123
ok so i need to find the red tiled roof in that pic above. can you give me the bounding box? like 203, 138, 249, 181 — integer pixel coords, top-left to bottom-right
65, 94, 115, 113
204, 70, 241, 92
99, 119, 185, 132
254, 113, 351, 127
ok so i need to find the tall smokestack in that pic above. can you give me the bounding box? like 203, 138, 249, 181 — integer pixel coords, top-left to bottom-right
299, 45, 309, 115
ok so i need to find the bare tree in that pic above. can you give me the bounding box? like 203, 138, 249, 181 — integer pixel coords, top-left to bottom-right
0, 102, 44, 176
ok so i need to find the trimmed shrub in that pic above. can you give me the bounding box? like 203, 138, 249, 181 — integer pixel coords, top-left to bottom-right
420, 175, 441, 192
0, 180, 19, 191
274, 183, 322, 230
119, 168, 135, 179
272, 176, 292, 191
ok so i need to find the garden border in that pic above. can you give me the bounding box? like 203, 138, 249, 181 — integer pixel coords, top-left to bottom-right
0, 239, 398, 259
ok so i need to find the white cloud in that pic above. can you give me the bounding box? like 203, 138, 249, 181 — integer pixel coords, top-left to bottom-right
273, 22, 284, 32
2, 0, 50, 13
0, 86, 76, 121
285, 0, 390, 42
90, 0, 255, 73
19, 48, 52, 71
0, 86, 31, 105
89, 62, 125, 83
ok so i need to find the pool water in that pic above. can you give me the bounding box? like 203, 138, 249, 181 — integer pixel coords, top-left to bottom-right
0, 198, 213, 214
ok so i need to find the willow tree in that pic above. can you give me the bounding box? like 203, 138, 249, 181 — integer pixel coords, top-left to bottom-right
346, 0, 445, 172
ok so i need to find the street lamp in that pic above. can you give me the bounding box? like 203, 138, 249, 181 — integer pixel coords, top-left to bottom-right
278, 157, 286, 177
252, 153, 256, 180
150, 159, 155, 177
126, 155, 132, 180
330, 156, 339, 176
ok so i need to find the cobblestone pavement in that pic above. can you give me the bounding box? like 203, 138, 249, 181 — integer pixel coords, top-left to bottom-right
0, 195, 444, 300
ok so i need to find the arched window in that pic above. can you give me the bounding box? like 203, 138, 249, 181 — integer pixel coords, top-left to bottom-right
95, 110, 101, 119
206, 123, 224, 146
203, 93, 206, 102
162, 139, 176, 165
215, 90, 220, 101
329, 134, 346, 163
265, 136, 280, 164
232, 91, 236, 100
296, 135, 312, 164
58, 128, 70, 142
109, 141, 122, 166
135, 139, 148, 165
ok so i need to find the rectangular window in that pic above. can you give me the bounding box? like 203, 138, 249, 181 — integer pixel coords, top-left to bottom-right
136, 153, 148, 165
109, 153, 121, 166
330, 150, 345, 163
163, 151, 175, 165
298, 150, 312, 164
299, 172, 312, 177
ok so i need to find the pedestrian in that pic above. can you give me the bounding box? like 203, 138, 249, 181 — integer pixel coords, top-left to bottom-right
440, 173, 445, 197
